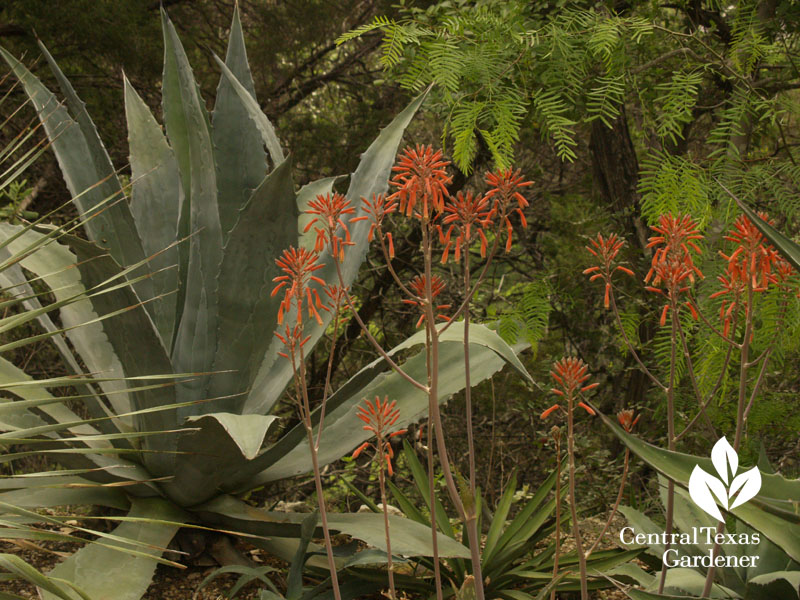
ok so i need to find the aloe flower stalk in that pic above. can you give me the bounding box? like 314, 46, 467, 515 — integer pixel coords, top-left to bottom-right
353, 396, 407, 599
541, 357, 598, 600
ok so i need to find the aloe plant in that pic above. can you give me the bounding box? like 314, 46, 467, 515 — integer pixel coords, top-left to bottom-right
0, 7, 533, 599
345, 441, 641, 599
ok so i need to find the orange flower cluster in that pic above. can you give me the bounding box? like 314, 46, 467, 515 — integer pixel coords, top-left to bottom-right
362, 193, 399, 258
583, 233, 635, 308
541, 357, 598, 420
438, 191, 493, 263
403, 274, 452, 327
272, 247, 328, 326
304, 192, 366, 260
353, 396, 407, 476
617, 408, 641, 432
644, 214, 704, 326
389, 145, 452, 219
484, 168, 533, 252
273, 193, 363, 359
710, 213, 786, 336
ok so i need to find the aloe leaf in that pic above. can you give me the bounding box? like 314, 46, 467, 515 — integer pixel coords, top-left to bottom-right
161, 9, 222, 400
167, 413, 279, 506
212, 4, 268, 239
212, 54, 284, 166
649, 567, 741, 598
206, 156, 297, 412
40, 497, 185, 600
287, 512, 317, 599
0, 48, 149, 287
483, 474, 518, 562
124, 75, 181, 348
243, 90, 429, 416
736, 200, 800, 272
749, 571, 800, 598
600, 412, 800, 562
195, 495, 471, 558
59, 234, 177, 478
237, 323, 530, 487
0, 224, 132, 422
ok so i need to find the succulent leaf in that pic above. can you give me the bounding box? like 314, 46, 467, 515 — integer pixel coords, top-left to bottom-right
212, 4, 269, 240
160, 9, 223, 419
206, 156, 297, 412
124, 75, 181, 348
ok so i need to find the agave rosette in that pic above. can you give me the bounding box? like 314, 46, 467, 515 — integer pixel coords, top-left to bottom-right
0, 7, 533, 599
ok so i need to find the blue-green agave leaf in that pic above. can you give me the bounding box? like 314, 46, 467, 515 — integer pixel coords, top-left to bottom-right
160, 9, 223, 418
206, 157, 297, 413
212, 4, 268, 240
0, 48, 149, 286
124, 75, 181, 349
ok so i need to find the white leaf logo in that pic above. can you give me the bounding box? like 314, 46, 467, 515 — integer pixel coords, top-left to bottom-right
710, 436, 737, 484
729, 466, 761, 509
687, 437, 762, 521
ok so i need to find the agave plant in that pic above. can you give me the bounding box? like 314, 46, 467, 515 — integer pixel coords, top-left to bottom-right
0, 7, 533, 599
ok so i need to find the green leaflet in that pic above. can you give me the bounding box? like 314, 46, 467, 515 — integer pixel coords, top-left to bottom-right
212, 4, 269, 240
41, 498, 186, 600
124, 75, 181, 348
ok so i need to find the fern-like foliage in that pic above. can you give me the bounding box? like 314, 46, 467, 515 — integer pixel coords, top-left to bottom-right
336, 2, 654, 172
497, 279, 551, 356
638, 152, 712, 226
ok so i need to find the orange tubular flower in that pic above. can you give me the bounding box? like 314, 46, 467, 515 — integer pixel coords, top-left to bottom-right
644, 214, 704, 326
484, 168, 533, 252
274, 324, 312, 360
438, 190, 494, 263
617, 409, 641, 432
389, 145, 452, 219
710, 213, 783, 335
304, 192, 366, 261
362, 193, 399, 257
403, 274, 452, 327
722, 213, 779, 290
353, 396, 407, 476
583, 233, 634, 308
271, 247, 329, 326
541, 357, 598, 419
